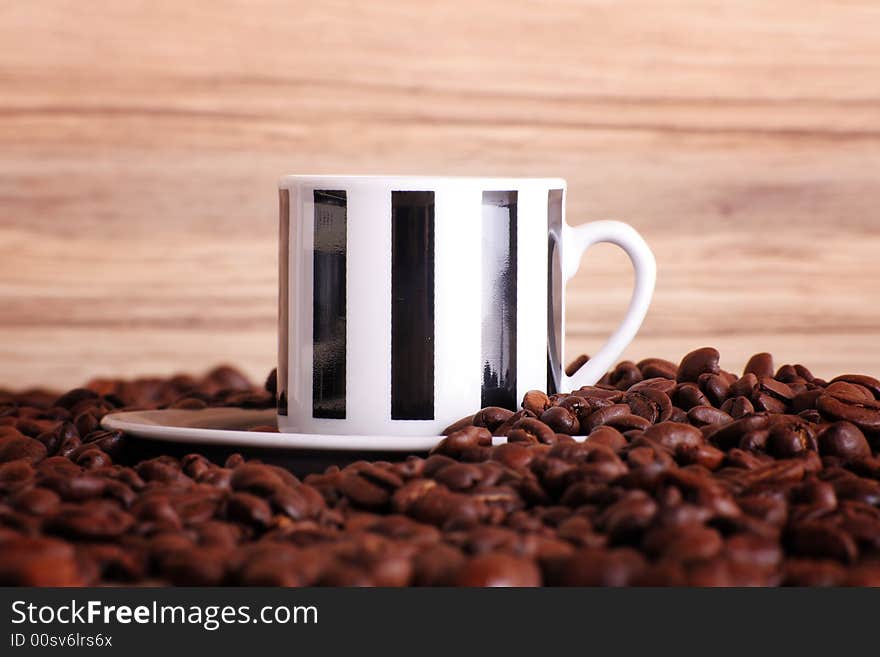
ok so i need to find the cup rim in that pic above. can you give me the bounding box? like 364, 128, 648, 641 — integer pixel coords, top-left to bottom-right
278, 174, 567, 189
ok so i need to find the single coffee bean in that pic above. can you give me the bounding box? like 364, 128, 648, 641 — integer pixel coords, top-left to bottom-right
744, 352, 775, 379
644, 422, 704, 452
508, 418, 556, 445
687, 406, 733, 427
629, 377, 678, 396
698, 373, 730, 407
677, 347, 721, 383
442, 414, 475, 435
642, 524, 723, 562
473, 407, 515, 432
584, 404, 631, 432
564, 354, 589, 377
45, 500, 134, 539
829, 374, 880, 400
817, 394, 880, 433
759, 377, 796, 401
522, 390, 551, 415
586, 426, 628, 453
540, 406, 579, 435
603, 414, 652, 432
455, 553, 541, 587
786, 522, 858, 563
817, 422, 871, 460
637, 358, 678, 380
720, 395, 754, 419
824, 381, 875, 402
625, 387, 672, 423
0, 430, 47, 465
413, 543, 466, 586
553, 547, 646, 586
226, 492, 273, 528
609, 361, 643, 390
766, 417, 816, 458
673, 383, 711, 411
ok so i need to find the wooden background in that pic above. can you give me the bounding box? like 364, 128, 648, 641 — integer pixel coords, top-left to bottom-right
1, 0, 879, 390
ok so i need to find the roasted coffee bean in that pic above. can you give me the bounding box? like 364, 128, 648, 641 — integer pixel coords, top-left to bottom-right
522, 390, 550, 415
644, 422, 703, 452
412, 543, 466, 585
753, 393, 788, 414
550, 547, 645, 586
609, 361, 643, 390
490, 409, 536, 437
586, 426, 628, 453
45, 501, 134, 539
0, 460, 33, 493
637, 358, 678, 380
817, 394, 880, 433
687, 406, 733, 428
642, 525, 723, 562
226, 492, 273, 528
744, 352, 775, 379
10, 486, 61, 515
766, 417, 816, 458
442, 414, 475, 435
565, 354, 589, 377
629, 377, 677, 395
540, 406, 579, 435
677, 347, 721, 383
728, 373, 758, 399
508, 418, 557, 444
829, 374, 880, 400
583, 404, 632, 432
676, 443, 725, 471
759, 377, 795, 401
455, 553, 541, 586
721, 395, 754, 419
673, 383, 711, 411
598, 491, 658, 543
0, 536, 85, 586
824, 380, 874, 402
53, 388, 99, 411
473, 407, 515, 432
603, 414, 652, 432
786, 522, 858, 563
706, 414, 770, 451
625, 387, 672, 423
698, 373, 730, 407
0, 429, 47, 464
434, 463, 485, 491
817, 422, 871, 460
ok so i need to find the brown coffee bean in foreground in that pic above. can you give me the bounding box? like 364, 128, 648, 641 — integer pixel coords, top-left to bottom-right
677, 347, 721, 383
455, 553, 541, 587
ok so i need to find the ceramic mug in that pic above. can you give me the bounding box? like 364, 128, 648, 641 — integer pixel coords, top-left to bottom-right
277, 175, 655, 436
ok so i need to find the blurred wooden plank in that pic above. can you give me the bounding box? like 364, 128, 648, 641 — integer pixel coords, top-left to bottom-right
1, 0, 879, 388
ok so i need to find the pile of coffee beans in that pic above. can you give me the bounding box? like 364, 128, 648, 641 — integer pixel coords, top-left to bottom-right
2, 349, 880, 586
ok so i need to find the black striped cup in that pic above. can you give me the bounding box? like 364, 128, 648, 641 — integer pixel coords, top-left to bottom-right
277, 176, 655, 436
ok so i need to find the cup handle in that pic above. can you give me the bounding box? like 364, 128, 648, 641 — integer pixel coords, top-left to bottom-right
559, 220, 656, 391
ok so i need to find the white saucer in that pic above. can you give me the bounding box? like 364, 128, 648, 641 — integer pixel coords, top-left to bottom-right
101, 407, 449, 453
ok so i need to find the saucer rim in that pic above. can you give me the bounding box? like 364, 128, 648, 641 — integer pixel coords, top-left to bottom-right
100, 407, 446, 452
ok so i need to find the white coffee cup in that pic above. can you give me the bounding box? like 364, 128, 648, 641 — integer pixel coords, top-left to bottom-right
277, 175, 655, 436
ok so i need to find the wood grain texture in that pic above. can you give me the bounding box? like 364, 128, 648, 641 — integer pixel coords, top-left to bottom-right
1, 0, 879, 389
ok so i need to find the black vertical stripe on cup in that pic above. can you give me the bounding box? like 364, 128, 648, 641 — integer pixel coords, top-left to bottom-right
278, 189, 290, 416
312, 190, 347, 419
481, 191, 518, 410
391, 191, 435, 420
547, 189, 564, 394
